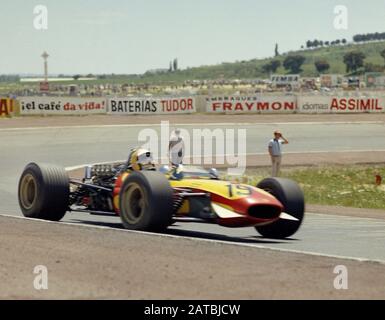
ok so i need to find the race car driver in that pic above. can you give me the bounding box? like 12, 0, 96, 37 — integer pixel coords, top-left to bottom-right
126, 148, 156, 171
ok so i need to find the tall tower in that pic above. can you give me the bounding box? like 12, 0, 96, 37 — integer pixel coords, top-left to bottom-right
41, 51, 49, 82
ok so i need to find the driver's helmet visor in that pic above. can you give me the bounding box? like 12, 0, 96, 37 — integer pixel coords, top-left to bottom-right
137, 151, 154, 166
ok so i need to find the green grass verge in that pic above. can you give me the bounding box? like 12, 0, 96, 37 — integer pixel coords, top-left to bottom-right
228, 165, 385, 210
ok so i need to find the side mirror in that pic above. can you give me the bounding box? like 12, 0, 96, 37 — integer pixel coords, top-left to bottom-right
159, 165, 170, 174
208, 168, 219, 179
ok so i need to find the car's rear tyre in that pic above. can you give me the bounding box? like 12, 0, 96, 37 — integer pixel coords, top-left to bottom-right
119, 171, 174, 231
18, 162, 69, 221
255, 178, 304, 239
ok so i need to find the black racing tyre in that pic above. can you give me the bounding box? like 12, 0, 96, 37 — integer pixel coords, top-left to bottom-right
18, 162, 69, 221
119, 171, 174, 231
255, 178, 305, 239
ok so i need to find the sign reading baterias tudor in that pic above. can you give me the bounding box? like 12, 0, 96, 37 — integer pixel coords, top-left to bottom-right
297, 95, 385, 113
19, 97, 107, 115
206, 96, 297, 113
108, 97, 195, 114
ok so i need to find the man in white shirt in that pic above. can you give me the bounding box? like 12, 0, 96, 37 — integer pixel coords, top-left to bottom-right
268, 130, 289, 177
169, 129, 185, 166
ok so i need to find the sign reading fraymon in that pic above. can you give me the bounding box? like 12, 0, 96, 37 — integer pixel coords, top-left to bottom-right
19, 97, 106, 115
108, 97, 195, 114
298, 95, 385, 113
206, 96, 297, 113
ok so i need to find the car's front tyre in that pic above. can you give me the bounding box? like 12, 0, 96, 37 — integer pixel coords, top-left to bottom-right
255, 177, 305, 239
119, 171, 174, 231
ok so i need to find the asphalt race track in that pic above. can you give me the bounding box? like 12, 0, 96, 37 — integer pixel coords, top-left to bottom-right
1, 121, 385, 264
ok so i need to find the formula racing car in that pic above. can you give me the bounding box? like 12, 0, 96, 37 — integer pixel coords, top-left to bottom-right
18, 148, 305, 239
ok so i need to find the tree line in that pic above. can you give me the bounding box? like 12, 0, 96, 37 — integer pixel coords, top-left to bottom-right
0, 75, 20, 82
305, 39, 347, 49
353, 32, 385, 43
304, 32, 385, 49
261, 49, 385, 75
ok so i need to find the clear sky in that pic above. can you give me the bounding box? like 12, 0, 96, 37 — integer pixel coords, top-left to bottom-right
0, 0, 384, 75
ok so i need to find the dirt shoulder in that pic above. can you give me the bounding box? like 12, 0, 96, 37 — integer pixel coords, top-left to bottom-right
0, 215, 384, 299
1, 113, 385, 128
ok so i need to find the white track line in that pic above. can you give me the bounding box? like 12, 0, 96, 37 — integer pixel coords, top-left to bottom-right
0, 121, 383, 131
1, 213, 384, 265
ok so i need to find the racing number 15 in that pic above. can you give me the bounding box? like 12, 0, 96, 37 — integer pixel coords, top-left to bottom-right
226, 184, 252, 197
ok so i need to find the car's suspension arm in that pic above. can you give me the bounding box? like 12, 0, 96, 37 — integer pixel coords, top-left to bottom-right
70, 179, 113, 192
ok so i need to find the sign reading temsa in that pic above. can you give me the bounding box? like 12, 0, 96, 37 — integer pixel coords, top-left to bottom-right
271, 74, 300, 86
19, 97, 107, 115
206, 96, 297, 113
108, 97, 195, 114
